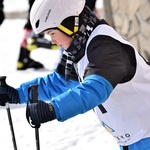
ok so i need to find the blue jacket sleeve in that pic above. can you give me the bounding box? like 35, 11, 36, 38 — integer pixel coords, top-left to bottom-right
50, 74, 113, 122
17, 71, 79, 104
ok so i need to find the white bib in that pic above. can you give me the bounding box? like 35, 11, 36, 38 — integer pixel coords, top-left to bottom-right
77, 24, 150, 146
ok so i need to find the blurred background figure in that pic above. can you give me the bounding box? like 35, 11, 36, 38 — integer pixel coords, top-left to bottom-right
17, 0, 58, 70
0, 0, 5, 25
86, 0, 97, 11
86, 0, 101, 18
0, 0, 59, 71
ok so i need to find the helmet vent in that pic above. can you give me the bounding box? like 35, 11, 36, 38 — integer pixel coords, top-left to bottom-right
35, 20, 40, 28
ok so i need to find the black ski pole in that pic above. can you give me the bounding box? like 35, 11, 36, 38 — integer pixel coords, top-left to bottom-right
0, 76, 17, 150
28, 84, 40, 150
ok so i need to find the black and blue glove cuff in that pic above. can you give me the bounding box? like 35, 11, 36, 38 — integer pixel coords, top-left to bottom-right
0, 86, 20, 104
27, 100, 56, 125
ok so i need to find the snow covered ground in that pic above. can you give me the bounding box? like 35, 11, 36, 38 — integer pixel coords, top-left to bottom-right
0, 1, 120, 150
3, 0, 103, 13
4, 0, 28, 13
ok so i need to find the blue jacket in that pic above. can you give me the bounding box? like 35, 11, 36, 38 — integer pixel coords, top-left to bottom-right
17, 70, 150, 150
17, 70, 113, 121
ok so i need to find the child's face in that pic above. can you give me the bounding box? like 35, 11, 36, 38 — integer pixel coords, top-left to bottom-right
44, 29, 73, 50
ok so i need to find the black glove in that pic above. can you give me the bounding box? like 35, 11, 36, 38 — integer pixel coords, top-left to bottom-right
26, 100, 56, 125
0, 86, 20, 106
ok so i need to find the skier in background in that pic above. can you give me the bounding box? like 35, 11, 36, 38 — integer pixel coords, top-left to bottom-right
0, 0, 58, 70
0, 0, 4, 25
86, 0, 97, 13
17, 0, 58, 70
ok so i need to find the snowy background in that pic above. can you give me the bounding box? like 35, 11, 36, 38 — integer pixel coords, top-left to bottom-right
0, 0, 120, 150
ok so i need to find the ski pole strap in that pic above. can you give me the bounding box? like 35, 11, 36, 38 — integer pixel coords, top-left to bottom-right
28, 84, 38, 103
26, 84, 40, 128
26, 102, 40, 128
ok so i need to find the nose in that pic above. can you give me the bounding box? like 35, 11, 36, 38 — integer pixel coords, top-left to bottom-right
51, 38, 57, 45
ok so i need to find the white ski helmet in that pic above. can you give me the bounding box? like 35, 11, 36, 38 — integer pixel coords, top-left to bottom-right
30, 0, 86, 35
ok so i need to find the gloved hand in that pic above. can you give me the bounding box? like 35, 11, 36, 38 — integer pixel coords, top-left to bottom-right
0, 86, 20, 106
26, 100, 56, 125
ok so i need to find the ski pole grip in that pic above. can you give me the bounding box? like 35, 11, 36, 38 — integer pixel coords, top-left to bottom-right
28, 84, 39, 103
0, 76, 7, 87
27, 84, 41, 128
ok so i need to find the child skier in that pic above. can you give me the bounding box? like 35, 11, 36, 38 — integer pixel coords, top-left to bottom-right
0, 0, 150, 149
